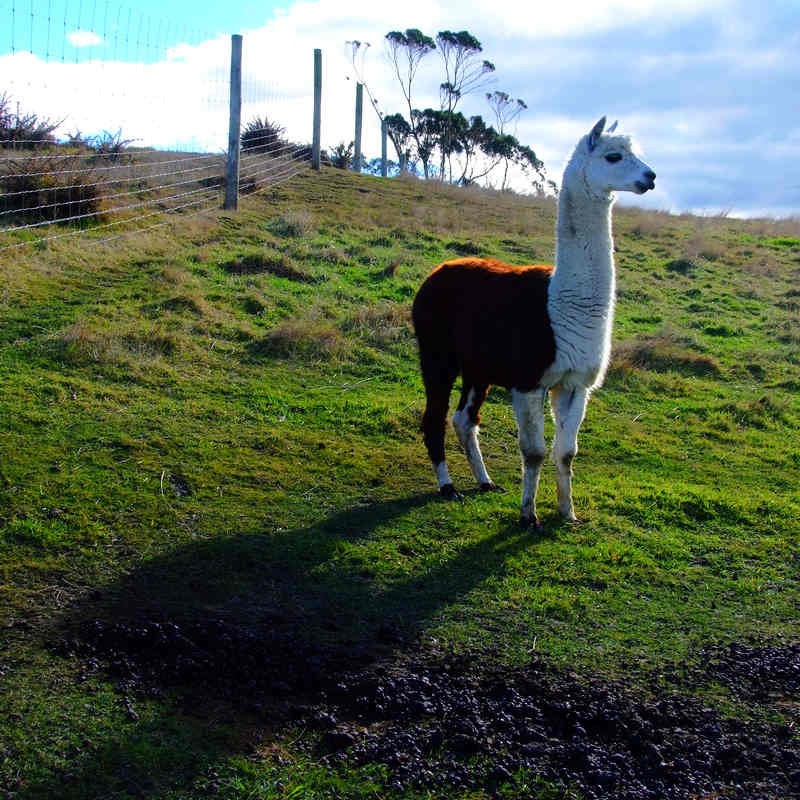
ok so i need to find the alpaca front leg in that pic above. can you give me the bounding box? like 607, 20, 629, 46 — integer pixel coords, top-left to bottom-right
550, 385, 589, 522
512, 388, 547, 529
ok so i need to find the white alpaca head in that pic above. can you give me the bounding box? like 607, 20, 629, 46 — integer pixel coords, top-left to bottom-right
570, 116, 656, 199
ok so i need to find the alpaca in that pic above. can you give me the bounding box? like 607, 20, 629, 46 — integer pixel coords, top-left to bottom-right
412, 116, 656, 528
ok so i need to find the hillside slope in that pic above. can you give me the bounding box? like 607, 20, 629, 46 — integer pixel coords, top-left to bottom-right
1, 167, 798, 798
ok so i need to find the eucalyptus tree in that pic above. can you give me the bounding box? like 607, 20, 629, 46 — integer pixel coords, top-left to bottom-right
385, 29, 437, 177
486, 90, 528, 189
435, 30, 495, 181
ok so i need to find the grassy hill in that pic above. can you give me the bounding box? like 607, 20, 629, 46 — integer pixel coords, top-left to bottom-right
0, 167, 798, 798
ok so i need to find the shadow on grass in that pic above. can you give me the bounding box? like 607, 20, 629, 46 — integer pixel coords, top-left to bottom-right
35, 492, 546, 799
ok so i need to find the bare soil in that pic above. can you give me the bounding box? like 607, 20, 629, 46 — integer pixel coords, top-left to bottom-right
56, 617, 800, 799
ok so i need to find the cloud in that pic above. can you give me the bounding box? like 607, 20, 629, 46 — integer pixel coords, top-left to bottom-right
2, 0, 798, 216
67, 31, 104, 48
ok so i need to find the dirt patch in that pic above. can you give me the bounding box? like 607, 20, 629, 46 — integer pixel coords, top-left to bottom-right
669, 641, 800, 701
316, 655, 799, 799
56, 617, 800, 799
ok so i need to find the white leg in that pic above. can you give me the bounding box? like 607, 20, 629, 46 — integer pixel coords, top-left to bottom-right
512, 387, 547, 528
549, 385, 589, 522
434, 460, 454, 492
452, 389, 495, 489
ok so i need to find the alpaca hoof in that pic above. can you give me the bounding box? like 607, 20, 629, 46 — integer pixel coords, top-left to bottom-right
479, 482, 505, 493
521, 515, 544, 533
440, 483, 463, 501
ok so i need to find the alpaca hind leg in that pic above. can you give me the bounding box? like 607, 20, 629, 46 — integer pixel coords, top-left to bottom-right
512, 387, 547, 528
452, 385, 503, 492
420, 358, 460, 498
550, 385, 589, 522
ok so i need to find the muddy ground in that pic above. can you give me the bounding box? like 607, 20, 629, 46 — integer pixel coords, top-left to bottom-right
55, 616, 800, 799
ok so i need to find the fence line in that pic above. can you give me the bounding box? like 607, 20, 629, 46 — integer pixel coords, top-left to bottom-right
1, 17, 320, 251
0, 187, 222, 251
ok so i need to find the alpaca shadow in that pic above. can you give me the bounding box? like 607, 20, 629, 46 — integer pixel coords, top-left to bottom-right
38, 492, 546, 798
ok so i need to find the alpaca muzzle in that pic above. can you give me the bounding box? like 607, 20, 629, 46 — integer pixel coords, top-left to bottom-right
636, 170, 657, 193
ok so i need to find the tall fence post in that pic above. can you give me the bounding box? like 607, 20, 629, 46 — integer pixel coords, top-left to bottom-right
224, 34, 243, 211
353, 82, 363, 172
312, 48, 322, 170
380, 118, 388, 178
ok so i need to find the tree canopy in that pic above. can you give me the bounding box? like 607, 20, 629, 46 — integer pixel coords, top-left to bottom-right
346, 28, 549, 192
379, 29, 546, 191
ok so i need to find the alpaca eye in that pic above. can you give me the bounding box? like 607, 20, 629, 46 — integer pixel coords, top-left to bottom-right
605, 153, 622, 163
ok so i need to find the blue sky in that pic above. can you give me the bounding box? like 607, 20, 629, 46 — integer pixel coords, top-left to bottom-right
2, 0, 799, 217
2, 0, 283, 63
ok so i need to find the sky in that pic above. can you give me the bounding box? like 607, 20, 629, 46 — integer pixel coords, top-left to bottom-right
2, 0, 799, 217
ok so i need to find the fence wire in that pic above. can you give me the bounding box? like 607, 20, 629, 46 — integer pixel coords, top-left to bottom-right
1, 5, 315, 250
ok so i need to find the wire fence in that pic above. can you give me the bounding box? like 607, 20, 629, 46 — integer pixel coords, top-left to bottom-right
0, 1, 315, 251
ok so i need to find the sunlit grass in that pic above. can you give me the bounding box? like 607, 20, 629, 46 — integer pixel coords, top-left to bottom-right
1, 166, 798, 798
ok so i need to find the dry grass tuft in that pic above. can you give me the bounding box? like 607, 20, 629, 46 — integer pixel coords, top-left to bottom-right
382, 258, 402, 278
251, 315, 345, 361
341, 302, 412, 346
683, 230, 727, 263
160, 265, 193, 285
611, 327, 721, 378
397, 180, 555, 241
738, 216, 800, 238
313, 243, 349, 265
738, 254, 783, 278
765, 311, 800, 345
268, 210, 315, 238
618, 207, 674, 238
53, 320, 178, 365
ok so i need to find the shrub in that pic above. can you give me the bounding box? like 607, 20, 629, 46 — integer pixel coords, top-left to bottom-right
0, 154, 104, 223
0, 91, 61, 149
329, 141, 354, 170
240, 116, 287, 156
89, 129, 135, 163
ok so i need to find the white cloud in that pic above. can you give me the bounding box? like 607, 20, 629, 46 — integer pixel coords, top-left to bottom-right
67, 31, 104, 48
2, 0, 798, 216
478, 0, 728, 39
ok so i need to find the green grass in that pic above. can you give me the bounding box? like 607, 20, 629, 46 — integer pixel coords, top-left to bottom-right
1, 169, 799, 798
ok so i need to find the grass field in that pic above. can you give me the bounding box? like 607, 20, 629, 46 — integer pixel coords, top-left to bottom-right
1, 167, 799, 798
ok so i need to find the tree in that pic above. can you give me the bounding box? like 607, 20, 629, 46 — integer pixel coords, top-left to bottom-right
484, 133, 547, 193
345, 40, 414, 173
435, 31, 495, 181
365, 29, 550, 192
385, 29, 436, 177
486, 91, 528, 189
486, 90, 527, 133
383, 112, 413, 173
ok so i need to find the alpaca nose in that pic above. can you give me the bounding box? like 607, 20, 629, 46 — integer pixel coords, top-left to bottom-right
644, 170, 656, 186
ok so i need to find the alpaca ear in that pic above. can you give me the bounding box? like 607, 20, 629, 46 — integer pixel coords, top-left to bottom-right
588, 116, 606, 151
607, 120, 618, 134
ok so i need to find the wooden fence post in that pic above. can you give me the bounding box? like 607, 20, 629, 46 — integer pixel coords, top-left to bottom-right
224, 34, 243, 211
312, 49, 322, 170
353, 82, 363, 172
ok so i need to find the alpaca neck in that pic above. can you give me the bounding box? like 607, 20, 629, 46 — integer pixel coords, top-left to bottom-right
547, 180, 617, 379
